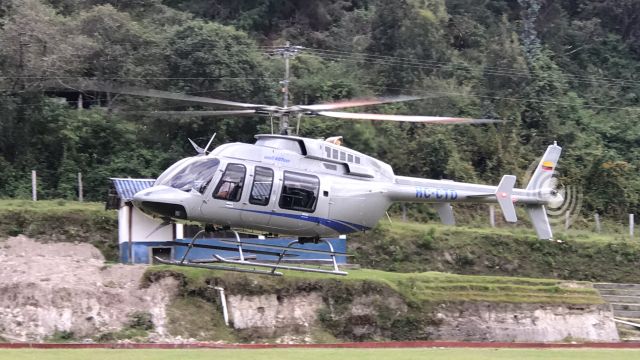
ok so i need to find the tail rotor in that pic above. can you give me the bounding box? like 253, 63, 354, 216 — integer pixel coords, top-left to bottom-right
523, 143, 583, 239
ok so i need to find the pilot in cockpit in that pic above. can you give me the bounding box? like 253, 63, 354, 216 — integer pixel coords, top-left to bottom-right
214, 176, 242, 201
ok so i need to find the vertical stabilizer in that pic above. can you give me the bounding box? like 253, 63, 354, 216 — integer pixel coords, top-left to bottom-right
526, 205, 553, 240
525, 143, 562, 240
526, 143, 562, 190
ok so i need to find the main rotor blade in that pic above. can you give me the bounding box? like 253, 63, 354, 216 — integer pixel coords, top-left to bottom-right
316, 111, 502, 124
127, 110, 260, 117
69, 80, 265, 109
298, 95, 421, 111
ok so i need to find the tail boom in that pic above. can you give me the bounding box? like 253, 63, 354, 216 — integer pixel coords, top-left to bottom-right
387, 143, 562, 240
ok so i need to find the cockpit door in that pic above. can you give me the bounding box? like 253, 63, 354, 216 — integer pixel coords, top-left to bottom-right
239, 166, 275, 229
199, 163, 246, 226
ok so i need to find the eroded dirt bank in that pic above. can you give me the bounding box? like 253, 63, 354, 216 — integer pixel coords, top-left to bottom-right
0, 236, 178, 342
0, 235, 620, 343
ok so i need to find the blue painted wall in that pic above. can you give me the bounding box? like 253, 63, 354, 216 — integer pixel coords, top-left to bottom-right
119, 237, 347, 264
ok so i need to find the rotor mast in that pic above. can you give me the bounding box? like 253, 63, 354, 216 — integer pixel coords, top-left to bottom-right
273, 42, 302, 134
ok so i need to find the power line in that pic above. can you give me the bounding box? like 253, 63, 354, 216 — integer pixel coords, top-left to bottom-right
0, 76, 278, 80
359, 84, 640, 112
3, 45, 638, 88
302, 48, 640, 89
1, 45, 638, 112
4, 84, 638, 113
268, 46, 640, 88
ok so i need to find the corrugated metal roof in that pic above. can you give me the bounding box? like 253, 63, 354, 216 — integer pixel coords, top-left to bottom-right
110, 178, 156, 201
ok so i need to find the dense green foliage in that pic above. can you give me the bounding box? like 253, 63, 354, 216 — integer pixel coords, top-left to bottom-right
0, 0, 639, 220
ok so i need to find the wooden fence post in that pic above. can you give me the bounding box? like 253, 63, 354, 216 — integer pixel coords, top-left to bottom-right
31, 170, 37, 201
489, 205, 496, 228
78, 172, 83, 202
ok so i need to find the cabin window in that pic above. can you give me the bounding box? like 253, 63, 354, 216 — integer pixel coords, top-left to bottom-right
249, 166, 274, 206
279, 171, 320, 213
340, 151, 346, 161
332, 148, 339, 159
355, 156, 361, 164
325, 147, 332, 158
347, 154, 354, 162
213, 163, 246, 202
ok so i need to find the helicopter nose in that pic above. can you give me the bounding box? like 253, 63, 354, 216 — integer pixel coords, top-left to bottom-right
132, 186, 191, 220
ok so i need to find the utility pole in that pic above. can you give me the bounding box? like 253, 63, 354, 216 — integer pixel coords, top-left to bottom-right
272, 42, 302, 134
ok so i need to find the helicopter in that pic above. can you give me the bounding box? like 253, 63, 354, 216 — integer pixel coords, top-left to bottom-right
66, 78, 563, 276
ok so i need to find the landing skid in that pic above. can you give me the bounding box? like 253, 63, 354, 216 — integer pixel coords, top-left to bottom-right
154, 229, 349, 276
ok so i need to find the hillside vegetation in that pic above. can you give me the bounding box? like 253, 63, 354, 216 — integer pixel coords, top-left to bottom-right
0, 0, 638, 222
350, 221, 640, 282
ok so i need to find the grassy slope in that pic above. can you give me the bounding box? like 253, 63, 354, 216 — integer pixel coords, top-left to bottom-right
144, 266, 603, 305
350, 221, 640, 282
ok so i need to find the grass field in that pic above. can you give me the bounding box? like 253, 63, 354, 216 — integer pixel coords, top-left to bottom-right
2, 348, 640, 360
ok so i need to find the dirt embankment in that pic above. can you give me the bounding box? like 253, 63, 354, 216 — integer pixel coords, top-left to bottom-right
143, 268, 619, 343
0, 236, 177, 342
0, 234, 620, 344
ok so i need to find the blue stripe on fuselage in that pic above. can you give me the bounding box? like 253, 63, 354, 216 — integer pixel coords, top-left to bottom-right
230, 208, 369, 234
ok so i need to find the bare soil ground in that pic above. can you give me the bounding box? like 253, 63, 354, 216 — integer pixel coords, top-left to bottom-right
0, 236, 177, 342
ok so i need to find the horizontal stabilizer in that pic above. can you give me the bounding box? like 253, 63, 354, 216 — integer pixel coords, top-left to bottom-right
434, 203, 455, 225
496, 175, 517, 223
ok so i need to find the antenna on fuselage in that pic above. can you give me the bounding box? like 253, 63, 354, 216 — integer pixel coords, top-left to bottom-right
188, 138, 205, 155
188, 132, 217, 155
203, 132, 217, 154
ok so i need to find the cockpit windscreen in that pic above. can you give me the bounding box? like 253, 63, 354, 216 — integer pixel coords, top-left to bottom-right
156, 158, 220, 193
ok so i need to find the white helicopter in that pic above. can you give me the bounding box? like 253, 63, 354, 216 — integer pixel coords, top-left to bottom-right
72, 79, 563, 276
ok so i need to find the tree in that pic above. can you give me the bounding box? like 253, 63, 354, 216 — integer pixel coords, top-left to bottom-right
0, 0, 90, 92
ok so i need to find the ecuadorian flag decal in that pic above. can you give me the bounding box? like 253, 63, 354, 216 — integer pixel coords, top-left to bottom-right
542, 161, 554, 171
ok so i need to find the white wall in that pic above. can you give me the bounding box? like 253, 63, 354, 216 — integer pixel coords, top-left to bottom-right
118, 205, 175, 244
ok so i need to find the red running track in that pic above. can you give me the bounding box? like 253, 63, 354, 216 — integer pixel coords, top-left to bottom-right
1, 341, 640, 349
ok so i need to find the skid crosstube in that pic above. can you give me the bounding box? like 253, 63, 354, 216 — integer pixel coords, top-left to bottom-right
216, 239, 352, 257
154, 256, 284, 276
158, 229, 349, 276
168, 240, 294, 258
